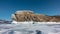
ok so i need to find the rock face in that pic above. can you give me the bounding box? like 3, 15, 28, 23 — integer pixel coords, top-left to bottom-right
11, 10, 60, 22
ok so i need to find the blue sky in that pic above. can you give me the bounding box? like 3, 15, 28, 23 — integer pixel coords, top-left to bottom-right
0, 0, 60, 20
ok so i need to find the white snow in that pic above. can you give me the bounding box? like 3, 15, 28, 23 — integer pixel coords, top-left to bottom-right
12, 21, 33, 24
12, 20, 60, 24
48, 32, 60, 34
0, 24, 60, 34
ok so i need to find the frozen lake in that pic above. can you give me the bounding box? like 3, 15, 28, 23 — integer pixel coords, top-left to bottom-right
0, 24, 60, 34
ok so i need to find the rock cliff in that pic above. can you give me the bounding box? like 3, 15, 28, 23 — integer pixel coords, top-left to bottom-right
11, 10, 60, 22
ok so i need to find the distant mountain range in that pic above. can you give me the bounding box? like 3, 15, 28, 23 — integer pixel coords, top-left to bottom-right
0, 20, 11, 24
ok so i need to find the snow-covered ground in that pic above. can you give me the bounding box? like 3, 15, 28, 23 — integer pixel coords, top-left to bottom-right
0, 24, 60, 34
12, 21, 33, 24
12, 20, 60, 24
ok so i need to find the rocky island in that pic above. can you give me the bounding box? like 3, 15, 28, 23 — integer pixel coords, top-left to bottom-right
11, 10, 60, 24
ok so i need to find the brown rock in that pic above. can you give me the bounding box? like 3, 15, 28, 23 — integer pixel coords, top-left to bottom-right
11, 10, 60, 22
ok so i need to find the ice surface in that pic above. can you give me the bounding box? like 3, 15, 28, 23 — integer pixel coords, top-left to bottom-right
0, 24, 60, 34
12, 21, 60, 24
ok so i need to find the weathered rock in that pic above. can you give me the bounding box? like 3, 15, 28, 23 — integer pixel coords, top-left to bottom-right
48, 16, 60, 22
11, 10, 60, 22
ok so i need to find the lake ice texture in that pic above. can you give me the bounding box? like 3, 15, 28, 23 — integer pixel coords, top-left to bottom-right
0, 24, 60, 34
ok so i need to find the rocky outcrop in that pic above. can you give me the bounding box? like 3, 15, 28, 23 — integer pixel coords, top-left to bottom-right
48, 16, 60, 22
11, 10, 60, 22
